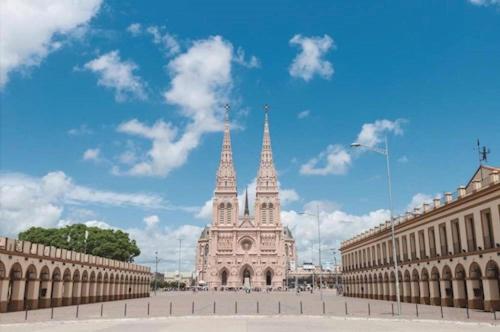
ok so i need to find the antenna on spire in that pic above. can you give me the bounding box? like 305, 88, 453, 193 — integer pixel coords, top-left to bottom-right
224, 103, 230, 122
264, 104, 269, 123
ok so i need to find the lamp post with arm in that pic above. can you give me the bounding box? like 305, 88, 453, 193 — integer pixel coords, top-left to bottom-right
351, 136, 401, 315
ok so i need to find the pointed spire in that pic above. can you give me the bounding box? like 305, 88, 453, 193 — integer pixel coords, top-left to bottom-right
256, 104, 278, 193
215, 104, 237, 193
244, 187, 250, 216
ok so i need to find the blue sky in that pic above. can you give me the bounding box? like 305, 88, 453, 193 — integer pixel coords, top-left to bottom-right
1, 0, 499, 271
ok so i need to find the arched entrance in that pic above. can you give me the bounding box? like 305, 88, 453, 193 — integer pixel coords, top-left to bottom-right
24, 265, 38, 310
7, 263, 23, 311
72, 270, 81, 305
403, 270, 411, 303
411, 269, 420, 303
430, 267, 441, 305
468, 263, 484, 310
50, 268, 62, 307
484, 260, 500, 311
442, 266, 453, 307
241, 266, 253, 288
221, 269, 228, 286
454, 264, 467, 308
62, 269, 72, 306
265, 269, 273, 287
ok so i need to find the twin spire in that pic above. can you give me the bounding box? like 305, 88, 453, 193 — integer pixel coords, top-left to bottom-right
215, 104, 278, 196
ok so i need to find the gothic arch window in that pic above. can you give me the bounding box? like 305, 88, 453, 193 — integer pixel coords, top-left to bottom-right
266, 270, 272, 286
268, 203, 274, 223
261, 203, 267, 224
219, 203, 225, 224
221, 270, 228, 286
226, 203, 232, 224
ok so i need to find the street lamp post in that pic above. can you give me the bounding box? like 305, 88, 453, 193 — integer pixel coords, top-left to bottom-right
351, 136, 401, 315
177, 239, 182, 291
299, 204, 323, 300
331, 248, 338, 294
154, 251, 158, 296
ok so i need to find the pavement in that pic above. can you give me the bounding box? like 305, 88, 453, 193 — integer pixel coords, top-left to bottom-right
1, 316, 499, 332
0, 290, 498, 330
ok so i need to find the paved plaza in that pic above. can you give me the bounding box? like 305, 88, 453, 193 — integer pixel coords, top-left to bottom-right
0, 290, 498, 329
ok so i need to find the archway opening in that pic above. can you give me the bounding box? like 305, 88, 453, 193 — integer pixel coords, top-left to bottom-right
266, 270, 272, 286
468, 263, 484, 310
221, 270, 228, 286
242, 268, 251, 288
7, 263, 23, 312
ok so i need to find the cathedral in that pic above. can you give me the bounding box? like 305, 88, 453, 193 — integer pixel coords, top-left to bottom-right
196, 106, 296, 290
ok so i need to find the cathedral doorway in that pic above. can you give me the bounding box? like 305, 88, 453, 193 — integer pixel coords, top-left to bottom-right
243, 269, 251, 288
266, 270, 272, 286
221, 270, 228, 286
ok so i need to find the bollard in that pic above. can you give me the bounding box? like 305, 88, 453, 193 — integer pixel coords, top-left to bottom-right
170, 302, 172, 315
415, 303, 418, 317
345, 302, 348, 315
440, 305, 443, 319
278, 301, 281, 314
213, 301, 216, 314
124, 303, 127, 317
51, 307, 54, 320
391, 303, 394, 316
147, 302, 150, 316
101, 303, 103, 317
300, 301, 303, 314
235, 301, 238, 314
25, 308, 28, 320
323, 301, 325, 315
257, 301, 259, 314
466, 305, 469, 319
192, 301, 195, 314
76, 304, 79, 318
368, 303, 371, 316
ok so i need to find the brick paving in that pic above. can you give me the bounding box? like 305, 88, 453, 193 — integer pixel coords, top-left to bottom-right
0, 290, 498, 325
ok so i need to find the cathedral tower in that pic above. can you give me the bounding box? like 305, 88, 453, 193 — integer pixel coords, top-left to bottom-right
213, 105, 239, 226
255, 105, 280, 226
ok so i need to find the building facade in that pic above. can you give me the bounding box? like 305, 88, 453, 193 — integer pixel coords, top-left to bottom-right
340, 166, 500, 311
0, 237, 150, 312
196, 109, 296, 290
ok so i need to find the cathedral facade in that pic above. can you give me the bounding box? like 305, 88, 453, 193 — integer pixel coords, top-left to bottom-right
196, 108, 296, 290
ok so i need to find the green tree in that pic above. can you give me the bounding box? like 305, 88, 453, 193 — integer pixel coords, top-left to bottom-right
18, 224, 141, 262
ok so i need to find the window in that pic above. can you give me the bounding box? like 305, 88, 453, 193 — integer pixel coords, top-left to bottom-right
382, 242, 387, 264
226, 203, 232, 224
268, 203, 274, 223
418, 230, 426, 259
388, 240, 393, 264
428, 227, 436, 257
402, 236, 408, 261
261, 203, 267, 224
465, 214, 477, 252
395, 238, 401, 262
377, 244, 381, 265
218, 203, 225, 224
410, 233, 416, 260
481, 209, 495, 249
451, 219, 462, 254
439, 223, 448, 256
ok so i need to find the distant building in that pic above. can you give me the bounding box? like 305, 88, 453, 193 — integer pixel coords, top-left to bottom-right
164, 272, 193, 285
196, 108, 297, 290
340, 166, 500, 311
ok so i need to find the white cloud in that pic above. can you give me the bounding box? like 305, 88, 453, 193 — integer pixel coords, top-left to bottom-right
300, 119, 405, 176
0, 0, 102, 88
83, 50, 147, 102
468, 0, 500, 6
127, 23, 142, 36
397, 155, 409, 163
83, 148, 100, 162
146, 26, 180, 57
289, 34, 335, 82
300, 144, 352, 175
297, 110, 310, 119
116, 36, 234, 177
68, 124, 93, 136
234, 47, 260, 68
405, 193, 437, 213
143, 214, 159, 227
0, 171, 166, 235
282, 204, 390, 265
355, 119, 405, 148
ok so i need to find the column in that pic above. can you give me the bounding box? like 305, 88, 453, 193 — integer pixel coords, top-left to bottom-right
71, 281, 81, 305
80, 280, 89, 304
96, 281, 103, 302
403, 280, 411, 303
483, 277, 500, 312
51, 280, 63, 307
411, 280, 419, 303
25, 278, 40, 309
88, 280, 96, 303
8, 279, 26, 312
0, 279, 10, 312
62, 281, 73, 306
